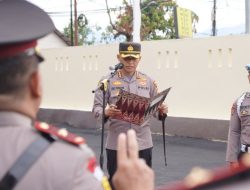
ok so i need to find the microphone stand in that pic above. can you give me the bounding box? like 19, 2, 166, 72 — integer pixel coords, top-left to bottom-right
92, 68, 120, 169
100, 81, 106, 169
161, 113, 167, 166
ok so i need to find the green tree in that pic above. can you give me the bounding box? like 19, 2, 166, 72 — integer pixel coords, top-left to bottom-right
99, 26, 126, 44
63, 23, 73, 45
105, 0, 199, 41
63, 20, 96, 45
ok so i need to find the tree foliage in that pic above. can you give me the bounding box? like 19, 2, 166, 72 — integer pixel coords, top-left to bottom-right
63, 1, 199, 45
105, 0, 199, 41
63, 20, 97, 45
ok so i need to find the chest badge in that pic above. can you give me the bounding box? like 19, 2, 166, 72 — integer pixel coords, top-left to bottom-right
138, 78, 147, 86
241, 110, 248, 115
112, 81, 122, 86
139, 81, 147, 86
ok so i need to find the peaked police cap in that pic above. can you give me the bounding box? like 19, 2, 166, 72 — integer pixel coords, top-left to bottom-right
119, 42, 141, 59
0, 0, 55, 61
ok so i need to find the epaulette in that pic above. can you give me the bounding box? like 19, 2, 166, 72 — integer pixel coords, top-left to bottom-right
153, 80, 159, 93
34, 122, 85, 146
236, 92, 247, 116
136, 71, 146, 78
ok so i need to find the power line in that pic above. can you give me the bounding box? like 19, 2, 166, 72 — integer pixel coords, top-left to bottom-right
47, 6, 125, 16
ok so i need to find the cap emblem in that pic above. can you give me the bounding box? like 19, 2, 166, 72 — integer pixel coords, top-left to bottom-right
127, 45, 134, 51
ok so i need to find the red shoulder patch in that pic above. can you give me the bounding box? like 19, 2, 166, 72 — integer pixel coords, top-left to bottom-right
87, 157, 97, 173
35, 122, 85, 145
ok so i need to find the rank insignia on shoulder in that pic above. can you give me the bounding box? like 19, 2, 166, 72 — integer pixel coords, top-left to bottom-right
35, 122, 85, 145
153, 80, 159, 92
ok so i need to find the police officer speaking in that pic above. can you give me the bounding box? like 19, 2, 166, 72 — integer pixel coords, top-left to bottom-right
92, 42, 168, 187
226, 64, 250, 168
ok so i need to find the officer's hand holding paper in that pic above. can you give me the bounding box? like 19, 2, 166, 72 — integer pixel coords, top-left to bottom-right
113, 87, 171, 125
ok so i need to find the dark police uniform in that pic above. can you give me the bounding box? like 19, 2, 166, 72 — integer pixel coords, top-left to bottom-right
226, 64, 250, 163
92, 42, 163, 182
0, 1, 110, 190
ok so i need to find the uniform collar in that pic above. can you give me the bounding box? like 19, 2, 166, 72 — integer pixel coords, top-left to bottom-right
117, 70, 141, 79
0, 111, 33, 128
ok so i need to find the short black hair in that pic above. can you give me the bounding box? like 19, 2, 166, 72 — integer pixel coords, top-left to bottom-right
0, 54, 39, 95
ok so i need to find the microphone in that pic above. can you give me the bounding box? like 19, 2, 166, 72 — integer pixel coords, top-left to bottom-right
109, 63, 123, 71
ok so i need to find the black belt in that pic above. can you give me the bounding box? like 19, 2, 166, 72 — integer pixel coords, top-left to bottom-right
0, 133, 55, 190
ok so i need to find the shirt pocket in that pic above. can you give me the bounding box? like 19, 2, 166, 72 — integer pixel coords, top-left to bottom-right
240, 106, 250, 126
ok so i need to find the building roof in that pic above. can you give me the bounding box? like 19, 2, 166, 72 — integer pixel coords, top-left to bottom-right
54, 29, 71, 46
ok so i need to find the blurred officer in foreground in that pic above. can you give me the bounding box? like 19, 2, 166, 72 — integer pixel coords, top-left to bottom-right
226, 64, 250, 168
157, 154, 250, 190
0, 1, 154, 190
0, 1, 109, 189
92, 42, 167, 186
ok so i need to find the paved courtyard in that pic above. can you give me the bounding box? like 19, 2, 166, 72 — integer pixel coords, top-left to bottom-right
65, 127, 227, 187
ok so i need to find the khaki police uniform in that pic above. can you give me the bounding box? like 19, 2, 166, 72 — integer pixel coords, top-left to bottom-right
92, 42, 164, 187
226, 92, 250, 162
93, 70, 159, 151
226, 64, 250, 163
0, 112, 108, 190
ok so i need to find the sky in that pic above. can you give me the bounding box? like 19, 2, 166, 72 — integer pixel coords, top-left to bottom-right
29, 0, 245, 37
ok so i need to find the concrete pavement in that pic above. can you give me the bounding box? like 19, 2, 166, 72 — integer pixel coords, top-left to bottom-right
63, 126, 227, 187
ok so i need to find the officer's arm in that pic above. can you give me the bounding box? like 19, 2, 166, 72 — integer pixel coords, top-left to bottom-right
72, 146, 110, 190
92, 79, 110, 123
226, 102, 241, 163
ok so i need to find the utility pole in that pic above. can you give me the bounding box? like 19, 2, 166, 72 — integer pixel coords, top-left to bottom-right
70, 0, 74, 46
246, 0, 250, 33
212, 0, 217, 36
74, 0, 78, 46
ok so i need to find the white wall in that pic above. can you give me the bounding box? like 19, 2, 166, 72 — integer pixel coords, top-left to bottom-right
38, 33, 68, 49
40, 34, 250, 120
